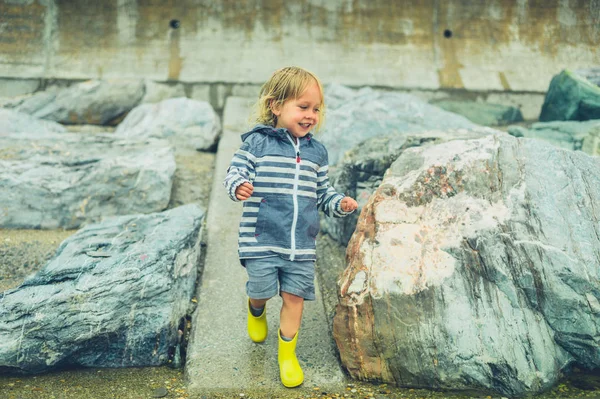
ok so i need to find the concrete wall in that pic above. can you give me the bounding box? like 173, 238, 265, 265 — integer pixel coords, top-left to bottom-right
1, 0, 598, 91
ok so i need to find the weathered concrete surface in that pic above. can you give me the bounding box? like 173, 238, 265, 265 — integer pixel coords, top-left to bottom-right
0, 132, 175, 229
333, 134, 600, 397
141, 80, 186, 104
0, 204, 204, 374
185, 97, 346, 394
0, 78, 40, 97
583, 125, 600, 157
1, 1, 598, 92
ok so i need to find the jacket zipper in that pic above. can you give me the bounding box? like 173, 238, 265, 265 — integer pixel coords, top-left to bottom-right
287, 134, 300, 261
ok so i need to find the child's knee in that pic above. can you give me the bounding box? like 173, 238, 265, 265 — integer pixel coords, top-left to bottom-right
281, 291, 304, 305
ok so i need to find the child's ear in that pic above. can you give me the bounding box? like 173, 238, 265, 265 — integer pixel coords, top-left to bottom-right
270, 99, 281, 116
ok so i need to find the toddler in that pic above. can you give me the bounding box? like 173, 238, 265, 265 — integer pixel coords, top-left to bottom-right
224, 66, 358, 388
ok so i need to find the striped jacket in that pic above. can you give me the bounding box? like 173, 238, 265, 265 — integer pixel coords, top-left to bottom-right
224, 124, 353, 263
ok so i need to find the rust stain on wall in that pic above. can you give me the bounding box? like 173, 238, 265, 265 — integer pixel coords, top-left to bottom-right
436, 34, 465, 89
167, 27, 182, 81
435, 1, 464, 89
498, 71, 511, 90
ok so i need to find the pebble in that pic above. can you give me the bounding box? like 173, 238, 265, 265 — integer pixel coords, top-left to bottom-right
152, 386, 168, 398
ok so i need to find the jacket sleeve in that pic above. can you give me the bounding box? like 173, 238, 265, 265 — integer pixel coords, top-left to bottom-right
316, 152, 354, 218
223, 140, 257, 202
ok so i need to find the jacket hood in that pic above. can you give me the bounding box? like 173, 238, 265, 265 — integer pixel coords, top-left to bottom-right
241, 124, 313, 142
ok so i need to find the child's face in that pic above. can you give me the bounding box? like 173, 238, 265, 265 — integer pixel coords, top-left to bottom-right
273, 80, 322, 139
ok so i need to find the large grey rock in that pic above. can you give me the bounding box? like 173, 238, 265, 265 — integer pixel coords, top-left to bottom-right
13, 80, 145, 125
539, 69, 600, 122
333, 134, 600, 397
0, 132, 175, 229
1, 91, 43, 110
323, 128, 497, 245
508, 120, 600, 153
0, 204, 204, 374
115, 97, 221, 151
431, 99, 524, 126
0, 108, 66, 135
316, 84, 478, 165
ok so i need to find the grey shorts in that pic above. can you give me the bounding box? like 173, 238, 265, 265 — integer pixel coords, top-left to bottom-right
244, 256, 316, 301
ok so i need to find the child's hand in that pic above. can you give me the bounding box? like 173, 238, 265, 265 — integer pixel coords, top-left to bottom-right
341, 197, 358, 212
235, 182, 254, 201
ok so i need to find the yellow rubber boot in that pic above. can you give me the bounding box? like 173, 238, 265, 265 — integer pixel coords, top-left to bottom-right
278, 329, 304, 388
247, 299, 267, 343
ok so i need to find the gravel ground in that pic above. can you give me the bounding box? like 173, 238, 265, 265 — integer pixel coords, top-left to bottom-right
0, 229, 76, 292
1, 366, 599, 399
168, 150, 215, 210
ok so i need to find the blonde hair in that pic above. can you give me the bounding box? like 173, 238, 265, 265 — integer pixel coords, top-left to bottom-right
253, 66, 325, 131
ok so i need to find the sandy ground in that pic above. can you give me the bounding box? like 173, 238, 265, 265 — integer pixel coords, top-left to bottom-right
0, 229, 75, 292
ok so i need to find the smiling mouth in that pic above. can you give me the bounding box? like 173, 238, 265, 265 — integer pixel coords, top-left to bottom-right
299, 123, 312, 128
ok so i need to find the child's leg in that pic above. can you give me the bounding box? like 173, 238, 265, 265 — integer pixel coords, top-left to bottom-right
249, 298, 268, 309
277, 259, 315, 388
245, 258, 279, 343
245, 257, 279, 307
278, 259, 316, 337
280, 292, 303, 338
